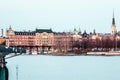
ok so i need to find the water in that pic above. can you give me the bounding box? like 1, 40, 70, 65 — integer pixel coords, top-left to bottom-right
6, 55, 120, 80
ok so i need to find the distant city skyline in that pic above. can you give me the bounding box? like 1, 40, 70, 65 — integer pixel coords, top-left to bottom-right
0, 0, 120, 34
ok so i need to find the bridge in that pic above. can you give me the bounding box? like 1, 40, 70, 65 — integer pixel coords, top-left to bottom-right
0, 45, 26, 80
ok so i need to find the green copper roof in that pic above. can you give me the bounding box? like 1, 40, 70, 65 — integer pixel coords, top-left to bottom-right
36, 29, 53, 33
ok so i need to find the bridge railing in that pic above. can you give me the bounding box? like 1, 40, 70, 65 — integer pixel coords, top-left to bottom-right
0, 45, 26, 58
0, 45, 26, 80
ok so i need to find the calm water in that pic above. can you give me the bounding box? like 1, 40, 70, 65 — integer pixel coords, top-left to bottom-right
6, 55, 120, 80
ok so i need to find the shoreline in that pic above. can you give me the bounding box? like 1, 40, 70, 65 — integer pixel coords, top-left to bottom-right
6, 51, 120, 57
21, 52, 120, 56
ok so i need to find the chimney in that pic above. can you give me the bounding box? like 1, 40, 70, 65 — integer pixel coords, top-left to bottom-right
1, 29, 3, 37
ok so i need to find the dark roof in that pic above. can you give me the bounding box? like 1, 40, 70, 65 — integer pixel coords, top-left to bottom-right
36, 29, 53, 33
82, 30, 88, 37
14, 31, 35, 35
14, 29, 53, 35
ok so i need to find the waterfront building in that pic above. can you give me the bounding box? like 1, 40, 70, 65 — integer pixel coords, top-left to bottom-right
54, 32, 73, 53
72, 28, 82, 49
6, 26, 85, 54
4, 11, 120, 53
6, 27, 54, 54
6, 27, 76, 54
73, 28, 82, 41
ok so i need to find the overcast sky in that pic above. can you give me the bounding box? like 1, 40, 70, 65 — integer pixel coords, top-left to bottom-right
0, 0, 120, 34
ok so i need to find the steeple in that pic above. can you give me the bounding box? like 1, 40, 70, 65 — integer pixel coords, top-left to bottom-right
93, 29, 96, 35
79, 27, 81, 33
112, 9, 115, 25
84, 30, 86, 34
111, 10, 117, 35
78, 27, 81, 35
74, 28, 77, 32
82, 30, 88, 38
9, 25, 12, 30
74, 28, 78, 34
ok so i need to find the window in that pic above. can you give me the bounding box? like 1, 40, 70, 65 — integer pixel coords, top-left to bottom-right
42, 36, 48, 39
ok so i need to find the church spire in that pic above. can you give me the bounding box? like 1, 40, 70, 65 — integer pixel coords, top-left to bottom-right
74, 27, 78, 34
78, 27, 82, 35
79, 27, 81, 32
111, 9, 117, 35
112, 9, 115, 25
93, 29, 96, 35
9, 25, 12, 30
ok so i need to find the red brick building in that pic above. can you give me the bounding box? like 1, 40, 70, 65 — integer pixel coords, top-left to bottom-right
6, 27, 75, 54
6, 27, 55, 53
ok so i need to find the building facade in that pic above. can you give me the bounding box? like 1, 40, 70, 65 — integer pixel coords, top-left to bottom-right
5, 12, 120, 54
6, 27, 77, 54
6, 27, 55, 53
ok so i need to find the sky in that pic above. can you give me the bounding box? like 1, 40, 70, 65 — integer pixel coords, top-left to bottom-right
0, 0, 120, 34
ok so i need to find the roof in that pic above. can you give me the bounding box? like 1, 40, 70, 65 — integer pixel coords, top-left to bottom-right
36, 29, 53, 33
14, 29, 53, 35
14, 31, 35, 35
82, 31, 89, 37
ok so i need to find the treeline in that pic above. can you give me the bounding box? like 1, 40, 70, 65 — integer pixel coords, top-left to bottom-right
73, 36, 120, 52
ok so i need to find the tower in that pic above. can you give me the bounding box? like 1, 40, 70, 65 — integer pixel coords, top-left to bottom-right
74, 28, 78, 35
6, 25, 15, 36
78, 27, 81, 35
1, 29, 3, 37
111, 10, 117, 35
93, 29, 96, 35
